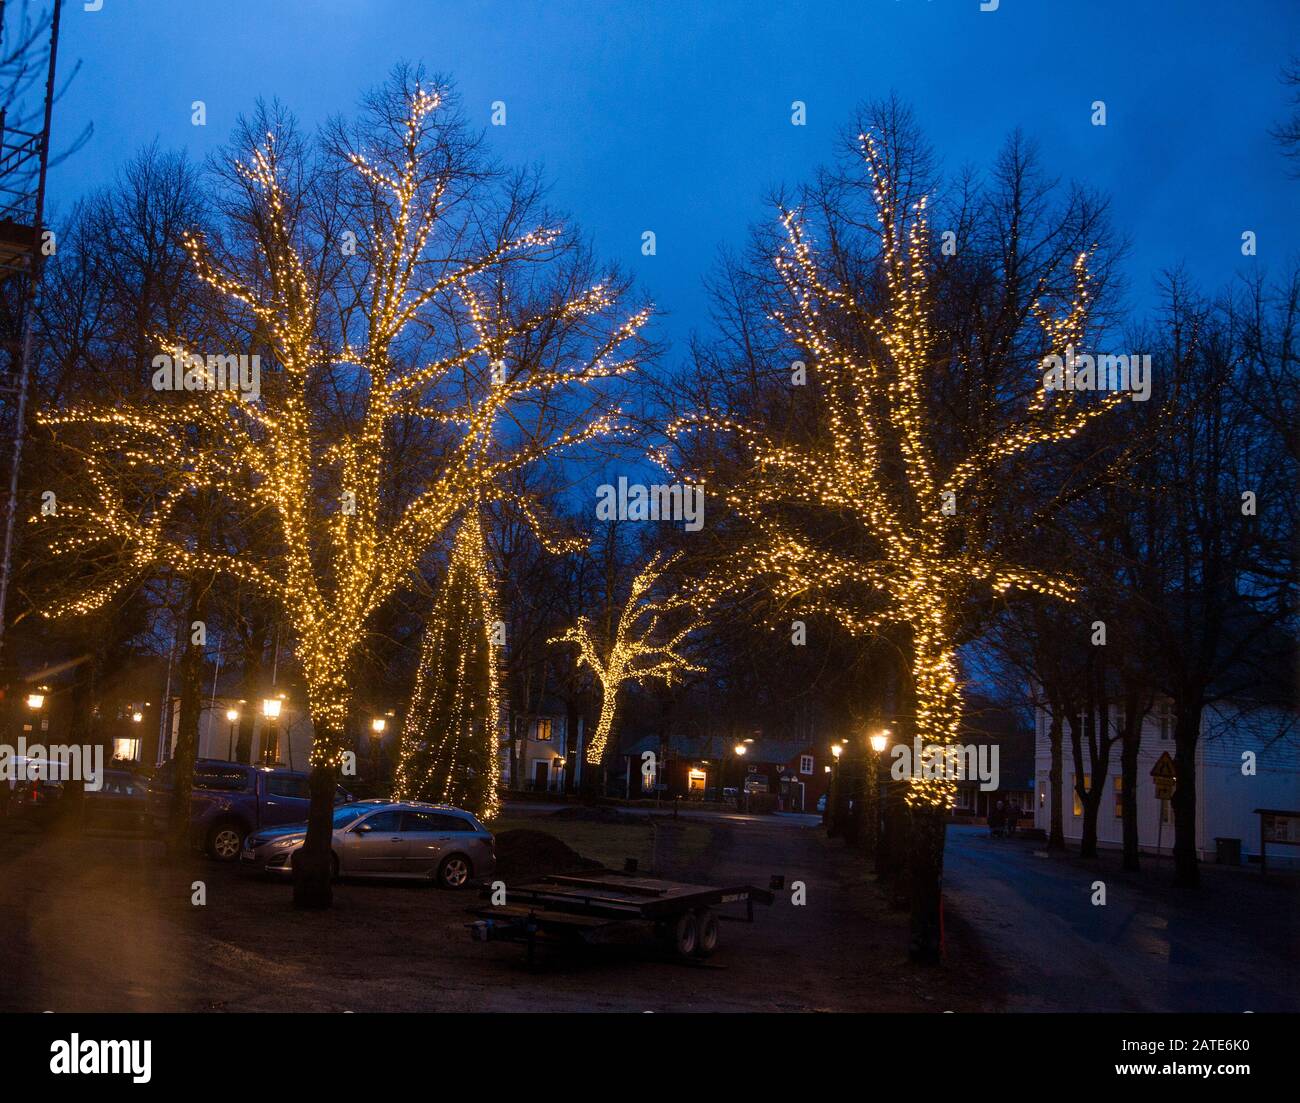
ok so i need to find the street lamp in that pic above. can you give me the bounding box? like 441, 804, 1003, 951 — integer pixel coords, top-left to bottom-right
863, 730, 891, 857
369, 716, 387, 781
131, 710, 143, 724
225, 708, 239, 761
261, 697, 282, 764
25, 692, 44, 710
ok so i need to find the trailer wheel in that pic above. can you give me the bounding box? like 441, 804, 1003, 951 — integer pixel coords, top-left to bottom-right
693, 909, 719, 957
670, 912, 698, 957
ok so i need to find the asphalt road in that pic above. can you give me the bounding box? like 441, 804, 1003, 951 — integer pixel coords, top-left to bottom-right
942, 824, 1299, 1012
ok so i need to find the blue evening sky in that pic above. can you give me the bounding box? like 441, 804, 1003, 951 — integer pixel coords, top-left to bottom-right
45, 0, 1300, 356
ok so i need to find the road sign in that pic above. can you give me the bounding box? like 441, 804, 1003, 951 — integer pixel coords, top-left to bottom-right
1151, 751, 1177, 800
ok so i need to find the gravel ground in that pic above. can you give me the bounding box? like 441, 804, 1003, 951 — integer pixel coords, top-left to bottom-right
0, 812, 998, 1013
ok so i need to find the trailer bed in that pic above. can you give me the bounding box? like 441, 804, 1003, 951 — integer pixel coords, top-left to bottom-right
469, 869, 774, 963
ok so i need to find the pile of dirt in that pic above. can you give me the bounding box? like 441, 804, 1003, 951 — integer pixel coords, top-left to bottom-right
493, 829, 603, 882
547, 805, 638, 824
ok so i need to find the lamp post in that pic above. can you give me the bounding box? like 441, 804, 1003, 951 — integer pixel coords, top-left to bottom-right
370, 716, 386, 782
261, 697, 282, 765
733, 742, 748, 811
828, 741, 845, 836
866, 730, 890, 858
225, 708, 239, 761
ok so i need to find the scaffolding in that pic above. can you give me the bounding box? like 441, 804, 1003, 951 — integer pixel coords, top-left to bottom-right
0, 0, 60, 658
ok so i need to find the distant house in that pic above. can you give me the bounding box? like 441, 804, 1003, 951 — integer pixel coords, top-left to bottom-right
1032, 698, 1300, 863
618, 734, 830, 811
501, 704, 577, 793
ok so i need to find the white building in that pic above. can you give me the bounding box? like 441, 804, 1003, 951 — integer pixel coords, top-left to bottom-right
1033, 699, 1300, 863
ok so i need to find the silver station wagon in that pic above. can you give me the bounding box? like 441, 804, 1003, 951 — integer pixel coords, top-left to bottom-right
240, 800, 495, 889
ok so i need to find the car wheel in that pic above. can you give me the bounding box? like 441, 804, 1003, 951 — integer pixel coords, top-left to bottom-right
693, 909, 719, 957
437, 853, 471, 889
208, 822, 243, 862
670, 912, 698, 957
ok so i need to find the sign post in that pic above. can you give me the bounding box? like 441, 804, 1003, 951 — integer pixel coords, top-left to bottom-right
1151, 752, 1177, 860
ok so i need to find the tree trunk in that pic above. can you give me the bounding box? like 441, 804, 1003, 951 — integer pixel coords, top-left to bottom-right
293, 761, 339, 909
1172, 701, 1201, 888
1047, 706, 1065, 850
904, 625, 958, 962
907, 806, 945, 963
168, 587, 205, 856
234, 621, 268, 763
1066, 710, 1097, 858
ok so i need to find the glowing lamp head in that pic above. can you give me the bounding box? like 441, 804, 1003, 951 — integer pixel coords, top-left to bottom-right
262, 697, 282, 720
25, 693, 45, 710
869, 732, 889, 754
371, 717, 387, 735
831, 743, 843, 759
226, 708, 239, 723
734, 743, 747, 756
131, 711, 143, 723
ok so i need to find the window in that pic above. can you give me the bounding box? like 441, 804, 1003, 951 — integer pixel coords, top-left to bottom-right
532, 718, 552, 742
1113, 775, 1123, 818
799, 754, 814, 776
1158, 702, 1172, 741
357, 810, 402, 832
267, 775, 310, 799
112, 738, 141, 763
332, 804, 369, 829
402, 811, 472, 832
1072, 775, 1089, 817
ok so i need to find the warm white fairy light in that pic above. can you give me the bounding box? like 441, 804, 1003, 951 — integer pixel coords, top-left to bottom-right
553, 551, 704, 766
668, 132, 1125, 812
37, 84, 649, 777
392, 508, 502, 819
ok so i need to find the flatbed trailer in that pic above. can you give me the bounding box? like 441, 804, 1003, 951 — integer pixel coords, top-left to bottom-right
469, 869, 774, 964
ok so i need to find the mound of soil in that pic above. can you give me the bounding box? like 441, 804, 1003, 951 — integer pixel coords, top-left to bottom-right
547, 805, 637, 824
493, 829, 603, 882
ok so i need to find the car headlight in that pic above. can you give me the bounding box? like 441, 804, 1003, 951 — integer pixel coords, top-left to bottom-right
271, 836, 302, 848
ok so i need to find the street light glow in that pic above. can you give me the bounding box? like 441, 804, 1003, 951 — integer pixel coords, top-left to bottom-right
226, 708, 239, 723
25, 693, 44, 710
262, 697, 282, 720
734, 743, 747, 756
371, 717, 387, 735
869, 732, 889, 754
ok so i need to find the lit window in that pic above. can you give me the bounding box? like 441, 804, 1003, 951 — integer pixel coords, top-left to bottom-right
532, 718, 552, 742
1113, 775, 1123, 818
113, 737, 141, 763
1072, 775, 1089, 817
1158, 702, 1171, 741
799, 754, 813, 775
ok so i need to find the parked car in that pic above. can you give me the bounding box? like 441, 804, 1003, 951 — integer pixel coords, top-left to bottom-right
240, 800, 495, 888
148, 760, 354, 861
81, 768, 150, 831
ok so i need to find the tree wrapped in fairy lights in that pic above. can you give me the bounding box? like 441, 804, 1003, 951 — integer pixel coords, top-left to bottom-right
553, 550, 703, 772
36, 70, 649, 907
666, 130, 1125, 958
392, 507, 503, 819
